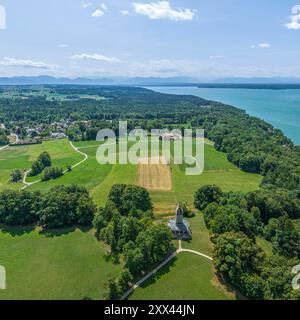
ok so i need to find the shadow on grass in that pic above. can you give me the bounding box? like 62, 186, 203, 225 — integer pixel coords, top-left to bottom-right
126, 256, 178, 299
0, 224, 93, 238
140, 256, 177, 289
0, 224, 36, 237
39, 225, 93, 238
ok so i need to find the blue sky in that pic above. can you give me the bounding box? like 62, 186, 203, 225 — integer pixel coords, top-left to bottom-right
0, 0, 300, 79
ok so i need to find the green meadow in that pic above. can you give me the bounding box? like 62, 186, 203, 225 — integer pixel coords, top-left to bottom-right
0, 226, 122, 300
0, 138, 262, 300
128, 252, 234, 300
0, 139, 262, 210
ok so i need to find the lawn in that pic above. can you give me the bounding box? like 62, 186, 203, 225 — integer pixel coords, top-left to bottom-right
0, 138, 256, 301
0, 139, 262, 211
0, 145, 29, 192
87, 140, 261, 210
156, 214, 214, 256
28, 145, 113, 193
0, 227, 122, 300
151, 143, 262, 213
182, 215, 214, 256
128, 252, 235, 300
0, 139, 83, 191
26, 139, 83, 183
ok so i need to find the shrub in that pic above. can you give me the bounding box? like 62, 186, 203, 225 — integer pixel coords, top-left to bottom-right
41, 167, 63, 181
10, 169, 23, 182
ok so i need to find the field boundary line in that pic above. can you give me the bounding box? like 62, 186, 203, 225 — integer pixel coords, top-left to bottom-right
121, 241, 213, 300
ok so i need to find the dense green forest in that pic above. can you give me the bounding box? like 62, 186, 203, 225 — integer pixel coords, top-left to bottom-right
0, 85, 298, 189
195, 185, 300, 300
0, 85, 299, 300
0, 128, 8, 146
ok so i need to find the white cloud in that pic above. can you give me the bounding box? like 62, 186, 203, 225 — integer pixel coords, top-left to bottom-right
91, 9, 104, 17
0, 57, 56, 69
121, 10, 130, 15
70, 53, 122, 63
101, 3, 108, 11
82, 2, 93, 8
132, 1, 195, 21
285, 5, 300, 30
251, 43, 271, 49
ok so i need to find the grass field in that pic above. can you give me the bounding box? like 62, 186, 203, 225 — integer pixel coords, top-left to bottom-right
128, 252, 235, 300
0, 145, 29, 191
0, 138, 259, 301
0, 226, 122, 300
150, 143, 262, 213
0, 139, 262, 211
0, 139, 83, 192
0, 90, 106, 102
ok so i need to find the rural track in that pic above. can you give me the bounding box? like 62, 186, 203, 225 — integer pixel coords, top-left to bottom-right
121, 240, 213, 300
0, 133, 19, 151
69, 141, 89, 168
0, 145, 9, 151
21, 140, 89, 191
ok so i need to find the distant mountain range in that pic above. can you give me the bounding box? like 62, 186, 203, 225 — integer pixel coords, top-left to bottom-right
0, 76, 200, 86
0, 75, 300, 86
212, 77, 300, 84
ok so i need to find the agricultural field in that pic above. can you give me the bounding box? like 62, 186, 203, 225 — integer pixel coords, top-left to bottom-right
128, 252, 235, 300
0, 138, 262, 210
137, 156, 172, 191
0, 88, 106, 101
0, 227, 122, 300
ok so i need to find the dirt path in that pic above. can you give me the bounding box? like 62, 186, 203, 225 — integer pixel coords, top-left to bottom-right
121, 240, 213, 300
0, 134, 19, 151
0, 145, 9, 151
68, 141, 88, 169
21, 140, 89, 191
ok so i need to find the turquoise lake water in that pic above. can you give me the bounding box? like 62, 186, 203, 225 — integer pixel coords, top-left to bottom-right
146, 86, 300, 146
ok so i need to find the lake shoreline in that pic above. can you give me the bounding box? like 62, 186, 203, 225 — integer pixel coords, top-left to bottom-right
146, 86, 300, 146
